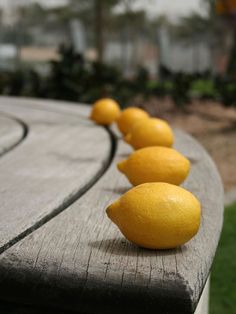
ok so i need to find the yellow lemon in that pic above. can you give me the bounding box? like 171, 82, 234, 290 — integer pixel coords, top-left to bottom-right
125, 118, 174, 149
106, 183, 201, 249
116, 107, 149, 135
117, 147, 190, 186
90, 98, 121, 125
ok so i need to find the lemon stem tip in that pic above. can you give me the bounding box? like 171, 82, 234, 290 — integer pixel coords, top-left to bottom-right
117, 160, 127, 173
106, 200, 120, 220
124, 133, 131, 143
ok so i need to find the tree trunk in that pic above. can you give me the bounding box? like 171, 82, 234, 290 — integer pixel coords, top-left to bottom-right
94, 0, 104, 63
15, 22, 22, 69
227, 28, 236, 78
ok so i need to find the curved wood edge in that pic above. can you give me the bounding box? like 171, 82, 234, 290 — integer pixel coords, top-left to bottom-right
0, 96, 90, 118
175, 129, 224, 310
0, 129, 224, 314
0, 114, 26, 157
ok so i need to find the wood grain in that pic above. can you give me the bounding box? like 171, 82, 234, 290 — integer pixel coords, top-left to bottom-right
0, 114, 25, 156
0, 98, 112, 253
0, 96, 90, 119
0, 125, 224, 314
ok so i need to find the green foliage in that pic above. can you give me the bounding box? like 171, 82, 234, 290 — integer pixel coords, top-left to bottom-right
1, 45, 236, 107
210, 203, 236, 314
146, 80, 174, 97
171, 73, 191, 106
0, 28, 32, 45
0, 46, 146, 106
41, 45, 146, 105
216, 79, 236, 106
189, 79, 219, 99
226, 31, 236, 78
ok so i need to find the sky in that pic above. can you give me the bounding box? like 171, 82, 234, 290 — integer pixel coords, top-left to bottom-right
114, 0, 207, 20
0, 0, 68, 8
0, 0, 207, 20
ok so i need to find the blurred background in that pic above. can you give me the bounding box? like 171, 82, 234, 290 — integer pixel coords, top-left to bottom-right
0, 1, 235, 313
0, 0, 235, 101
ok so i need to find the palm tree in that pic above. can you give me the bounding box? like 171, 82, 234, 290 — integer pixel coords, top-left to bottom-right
174, 0, 230, 74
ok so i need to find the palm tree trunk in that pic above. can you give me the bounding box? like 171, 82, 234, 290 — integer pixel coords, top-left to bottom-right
94, 0, 104, 63
227, 29, 236, 78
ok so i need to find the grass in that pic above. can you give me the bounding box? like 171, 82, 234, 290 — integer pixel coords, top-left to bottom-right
210, 203, 236, 314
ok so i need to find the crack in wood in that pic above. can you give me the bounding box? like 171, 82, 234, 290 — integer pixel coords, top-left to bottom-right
0, 111, 29, 157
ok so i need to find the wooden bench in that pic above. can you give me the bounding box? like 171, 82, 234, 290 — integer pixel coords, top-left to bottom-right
0, 97, 224, 314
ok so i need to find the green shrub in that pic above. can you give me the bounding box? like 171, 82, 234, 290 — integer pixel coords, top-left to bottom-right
0, 45, 236, 108
189, 79, 219, 99
215, 79, 236, 106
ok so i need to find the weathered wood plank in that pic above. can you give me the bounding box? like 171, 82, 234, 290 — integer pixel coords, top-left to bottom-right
0, 96, 90, 119
0, 98, 112, 253
0, 97, 90, 124
0, 115, 25, 156
0, 129, 224, 314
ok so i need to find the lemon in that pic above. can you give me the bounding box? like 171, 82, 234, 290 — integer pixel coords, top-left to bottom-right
106, 182, 201, 249
116, 107, 149, 135
117, 147, 190, 186
90, 98, 121, 125
125, 118, 174, 149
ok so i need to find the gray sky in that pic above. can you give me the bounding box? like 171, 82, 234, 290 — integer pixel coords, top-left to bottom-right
0, 0, 207, 20
114, 0, 207, 20
0, 0, 67, 8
